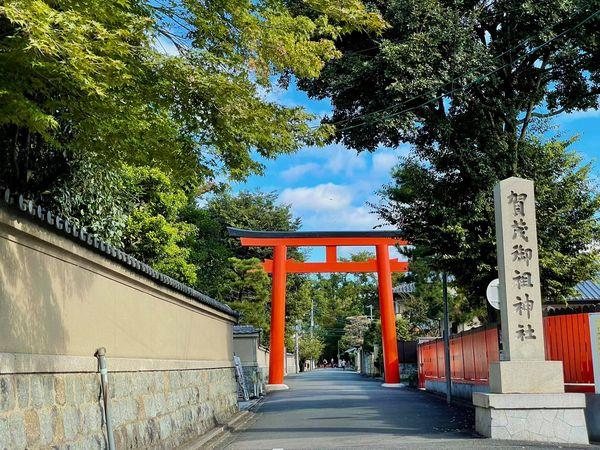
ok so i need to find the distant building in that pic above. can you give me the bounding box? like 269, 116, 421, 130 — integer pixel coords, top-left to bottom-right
546, 275, 600, 313
393, 282, 415, 315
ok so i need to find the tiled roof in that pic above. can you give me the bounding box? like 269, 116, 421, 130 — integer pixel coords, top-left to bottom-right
571, 278, 600, 302
1, 188, 238, 318
233, 325, 261, 335
393, 282, 416, 295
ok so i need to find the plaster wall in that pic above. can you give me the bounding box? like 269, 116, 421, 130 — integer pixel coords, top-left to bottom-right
0, 207, 235, 363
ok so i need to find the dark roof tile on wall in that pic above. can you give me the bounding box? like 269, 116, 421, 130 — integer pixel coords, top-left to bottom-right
0, 188, 238, 318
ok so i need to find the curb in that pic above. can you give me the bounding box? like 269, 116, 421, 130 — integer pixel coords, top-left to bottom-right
179, 398, 264, 449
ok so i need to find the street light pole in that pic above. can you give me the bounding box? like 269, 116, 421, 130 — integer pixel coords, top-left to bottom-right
442, 271, 452, 405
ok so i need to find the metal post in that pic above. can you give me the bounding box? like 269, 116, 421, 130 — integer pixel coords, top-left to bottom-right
95, 348, 115, 450
442, 272, 452, 404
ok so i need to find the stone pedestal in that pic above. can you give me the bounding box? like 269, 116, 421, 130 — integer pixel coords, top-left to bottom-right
265, 383, 289, 392
489, 361, 564, 393
474, 393, 589, 444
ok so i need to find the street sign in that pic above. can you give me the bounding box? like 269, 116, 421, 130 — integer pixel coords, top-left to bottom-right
486, 278, 500, 310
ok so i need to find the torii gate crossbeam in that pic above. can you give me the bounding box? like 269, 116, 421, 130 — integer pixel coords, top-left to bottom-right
228, 228, 409, 389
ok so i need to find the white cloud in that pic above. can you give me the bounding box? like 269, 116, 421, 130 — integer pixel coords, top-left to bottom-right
280, 183, 353, 211
280, 163, 320, 182
559, 109, 600, 123
302, 205, 379, 230
324, 147, 368, 176
371, 152, 397, 175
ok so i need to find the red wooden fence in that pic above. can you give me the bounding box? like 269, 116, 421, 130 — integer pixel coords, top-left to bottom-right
417, 312, 595, 392
418, 325, 499, 389
544, 312, 595, 392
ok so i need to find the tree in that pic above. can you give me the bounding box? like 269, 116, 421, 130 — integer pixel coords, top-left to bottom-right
395, 253, 476, 334
185, 190, 303, 296
122, 166, 198, 284
339, 315, 371, 351
298, 0, 600, 311
216, 258, 272, 342
300, 0, 599, 158
377, 139, 599, 311
0, 0, 385, 196
298, 335, 325, 365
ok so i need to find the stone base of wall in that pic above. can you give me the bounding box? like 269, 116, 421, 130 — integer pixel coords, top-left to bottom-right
425, 379, 490, 401
0, 368, 237, 449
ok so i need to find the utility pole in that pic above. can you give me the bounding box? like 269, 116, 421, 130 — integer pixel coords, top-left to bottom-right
310, 298, 315, 370
366, 304, 373, 321
442, 272, 452, 405
294, 322, 301, 374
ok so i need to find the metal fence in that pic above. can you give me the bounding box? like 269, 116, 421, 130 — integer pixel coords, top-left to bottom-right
417, 312, 595, 392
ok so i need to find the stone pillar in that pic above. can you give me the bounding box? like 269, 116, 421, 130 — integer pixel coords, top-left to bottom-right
474, 177, 589, 444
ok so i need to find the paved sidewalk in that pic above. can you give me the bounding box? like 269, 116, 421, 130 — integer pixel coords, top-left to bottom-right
223, 369, 593, 449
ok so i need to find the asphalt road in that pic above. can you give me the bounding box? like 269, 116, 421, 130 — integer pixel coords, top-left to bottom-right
223, 369, 592, 449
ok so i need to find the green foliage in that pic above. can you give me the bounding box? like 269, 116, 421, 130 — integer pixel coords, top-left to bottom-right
339, 315, 371, 350
396, 254, 476, 334
299, 0, 600, 312
185, 190, 303, 296
377, 139, 599, 311
301, 0, 600, 155
122, 166, 197, 284
298, 334, 325, 362
311, 253, 381, 358
48, 157, 133, 245
0, 0, 385, 193
216, 258, 272, 342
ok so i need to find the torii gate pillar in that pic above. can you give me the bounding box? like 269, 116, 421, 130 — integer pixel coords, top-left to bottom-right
376, 244, 401, 386
269, 244, 288, 388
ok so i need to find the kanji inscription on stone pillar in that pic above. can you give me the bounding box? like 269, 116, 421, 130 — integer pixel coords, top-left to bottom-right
494, 177, 545, 361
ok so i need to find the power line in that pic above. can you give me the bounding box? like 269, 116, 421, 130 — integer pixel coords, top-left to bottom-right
309, 3, 528, 130
313, 7, 600, 133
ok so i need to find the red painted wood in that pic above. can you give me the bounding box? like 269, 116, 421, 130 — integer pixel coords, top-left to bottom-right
376, 244, 401, 384
268, 245, 287, 385
544, 313, 595, 393
261, 258, 409, 274
326, 246, 337, 263
240, 236, 408, 247
418, 315, 594, 393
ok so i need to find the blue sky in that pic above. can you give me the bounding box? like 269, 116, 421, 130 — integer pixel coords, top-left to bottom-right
233, 81, 600, 261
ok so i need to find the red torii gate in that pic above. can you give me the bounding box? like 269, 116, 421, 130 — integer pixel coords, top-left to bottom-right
228, 228, 409, 388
